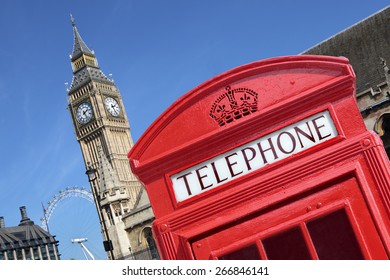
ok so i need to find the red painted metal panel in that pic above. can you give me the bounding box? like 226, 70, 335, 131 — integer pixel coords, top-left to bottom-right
191, 176, 387, 260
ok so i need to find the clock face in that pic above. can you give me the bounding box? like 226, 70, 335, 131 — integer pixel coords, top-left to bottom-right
105, 97, 121, 117
76, 102, 93, 124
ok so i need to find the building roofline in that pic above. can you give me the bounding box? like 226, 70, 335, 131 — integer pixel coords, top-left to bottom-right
300, 5, 390, 54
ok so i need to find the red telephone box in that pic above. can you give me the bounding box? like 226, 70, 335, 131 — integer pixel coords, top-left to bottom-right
128, 55, 390, 260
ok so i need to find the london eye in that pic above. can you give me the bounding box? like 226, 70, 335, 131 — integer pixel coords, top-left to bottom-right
41, 186, 108, 260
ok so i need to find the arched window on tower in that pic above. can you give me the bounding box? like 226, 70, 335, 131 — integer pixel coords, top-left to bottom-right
140, 227, 159, 260
374, 113, 390, 158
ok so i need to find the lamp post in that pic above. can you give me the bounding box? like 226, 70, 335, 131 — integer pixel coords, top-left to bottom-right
85, 162, 115, 260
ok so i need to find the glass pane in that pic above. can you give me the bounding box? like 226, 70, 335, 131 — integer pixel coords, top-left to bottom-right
33, 247, 40, 260
25, 248, 32, 260
307, 209, 364, 260
7, 250, 14, 260
263, 227, 311, 260
219, 244, 261, 260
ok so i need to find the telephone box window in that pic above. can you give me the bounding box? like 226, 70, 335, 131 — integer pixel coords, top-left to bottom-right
263, 226, 311, 260
307, 209, 364, 260
219, 244, 260, 260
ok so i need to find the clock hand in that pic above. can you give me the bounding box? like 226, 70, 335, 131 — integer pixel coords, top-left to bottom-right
111, 104, 119, 112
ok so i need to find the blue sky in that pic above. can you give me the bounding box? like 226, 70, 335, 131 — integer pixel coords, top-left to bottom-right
0, 1, 389, 260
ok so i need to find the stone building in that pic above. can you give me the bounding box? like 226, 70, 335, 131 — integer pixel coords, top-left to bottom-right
66, 17, 157, 260
303, 6, 390, 156
0, 206, 60, 260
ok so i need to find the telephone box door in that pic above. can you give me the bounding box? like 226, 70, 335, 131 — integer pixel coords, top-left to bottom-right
192, 176, 387, 260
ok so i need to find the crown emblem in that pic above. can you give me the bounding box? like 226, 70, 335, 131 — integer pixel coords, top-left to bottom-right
210, 86, 258, 126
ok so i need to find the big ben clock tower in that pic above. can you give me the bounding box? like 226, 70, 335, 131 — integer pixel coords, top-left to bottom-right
66, 17, 155, 260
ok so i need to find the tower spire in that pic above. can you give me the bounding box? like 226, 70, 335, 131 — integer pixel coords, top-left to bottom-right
70, 14, 75, 27
70, 15, 94, 61
68, 17, 112, 91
